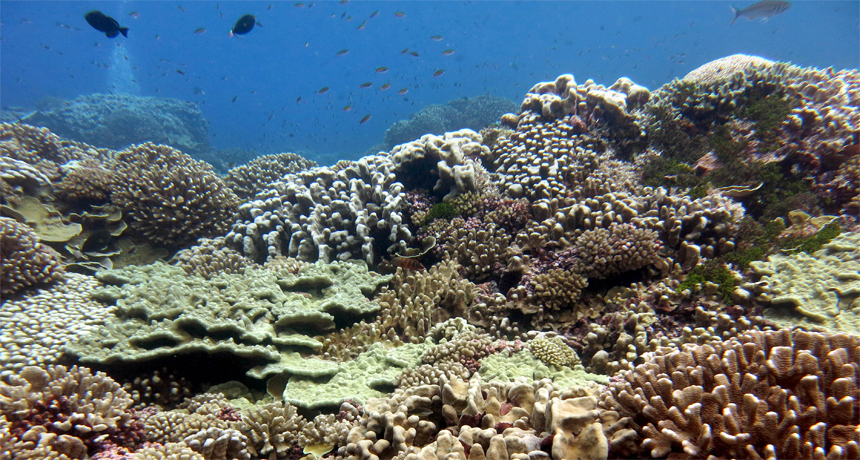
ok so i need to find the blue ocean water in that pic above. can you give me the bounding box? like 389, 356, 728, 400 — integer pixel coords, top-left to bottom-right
1, 1, 858, 164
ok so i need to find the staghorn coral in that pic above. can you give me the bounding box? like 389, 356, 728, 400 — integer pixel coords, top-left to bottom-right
0, 216, 65, 297
225, 152, 317, 200
172, 237, 256, 279
599, 328, 860, 460
0, 365, 141, 454
110, 142, 239, 247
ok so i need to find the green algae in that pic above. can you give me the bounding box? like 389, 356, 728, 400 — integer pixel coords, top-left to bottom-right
422, 201, 459, 225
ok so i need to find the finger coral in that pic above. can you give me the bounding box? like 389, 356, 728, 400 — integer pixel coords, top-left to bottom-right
224, 152, 317, 200
110, 142, 239, 247
0, 216, 65, 297
0, 365, 141, 456
599, 328, 860, 459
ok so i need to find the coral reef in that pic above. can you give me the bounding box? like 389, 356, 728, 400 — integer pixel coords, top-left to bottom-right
599, 329, 860, 459
0, 216, 65, 296
27, 93, 210, 154
383, 95, 518, 149
224, 152, 317, 200
110, 143, 239, 248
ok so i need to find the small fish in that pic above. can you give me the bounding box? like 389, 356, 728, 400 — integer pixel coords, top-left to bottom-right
232, 95, 238, 102
407, 407, 434, 417
370, 10, 379, 18
375, 66, 388, 73
357, 20, 366, 30
394, 11, 406, 17
430, 35, 443, 41
409, 51, 419, 57
359, 82, 372, 88
433, 69, 444, 77
339, 0, 349, 4
129, 12, 139, 19
337, 49, 349, 56
442, 49, 455, 56
268, 4, 273, 10
297, 96, 302, 103
85, 11, 129, 38
730, 1, 791, 25
178, 5, 185, 12
398, 88, 408, 95
318, 86, 330, 94
343, 105, 351, 111
230, 14, 255, 36
380, 83, 391, 90
193, 87, 205, 95
177, 69, 185, 75
359, 114, 371, 124
194, 27, 206, 34
392, 256, 424, 271
295, 2, 304, 6
401, 48, 409, 55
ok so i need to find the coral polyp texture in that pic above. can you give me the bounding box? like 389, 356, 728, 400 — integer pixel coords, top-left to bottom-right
110, 142, 239, 247
0, 216, 65, 296
599, 329, 860, 460
2, 54, 858, 460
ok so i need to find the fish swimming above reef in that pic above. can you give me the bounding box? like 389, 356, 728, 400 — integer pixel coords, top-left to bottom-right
230, 14, 256, 36
730, 1, 791, 25
85, 11, 128, 38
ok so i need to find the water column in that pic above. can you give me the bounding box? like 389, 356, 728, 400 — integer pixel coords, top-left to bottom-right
108, 43, 140, 96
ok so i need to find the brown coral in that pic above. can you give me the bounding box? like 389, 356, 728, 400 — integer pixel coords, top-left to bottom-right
599, 329, 860, 459
172, 237, 254, 279
0, 216, 65, 296
55, 158, 114, 203
567, 222, 663, 278
110, 143, 239, 247
225, 152, 317, 200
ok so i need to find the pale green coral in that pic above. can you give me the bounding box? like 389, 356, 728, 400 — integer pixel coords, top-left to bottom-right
64, 260, 392, 380
281, 342, 426, 409
477, 349, 608, 386
750, 232, 860, 334
528, 333, 581, 367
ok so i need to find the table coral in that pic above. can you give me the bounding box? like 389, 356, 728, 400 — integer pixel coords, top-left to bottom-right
599, 328, 860, 459
110, 142, 239, 248
64, 260, 391, 381
0, 216, 65, 297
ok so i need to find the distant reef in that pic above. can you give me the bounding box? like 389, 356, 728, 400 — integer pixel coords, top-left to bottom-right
20, 93, 210, 154
382, 94, 518, 150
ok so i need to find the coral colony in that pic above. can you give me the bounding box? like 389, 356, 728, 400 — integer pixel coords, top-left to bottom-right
1, 54, 859, 459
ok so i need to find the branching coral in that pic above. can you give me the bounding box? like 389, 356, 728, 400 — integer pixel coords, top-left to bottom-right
0, 365, 142, 456
599, 329, 860, 459
110, 142, 239, 247
0, 216, 65, 296
225, 152, 317, 200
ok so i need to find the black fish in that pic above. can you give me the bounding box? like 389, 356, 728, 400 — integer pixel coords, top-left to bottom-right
85, 11, 128, 38
231, 14, 255, 36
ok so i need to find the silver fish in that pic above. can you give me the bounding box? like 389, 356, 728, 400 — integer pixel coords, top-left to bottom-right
730, 1, 791, 25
